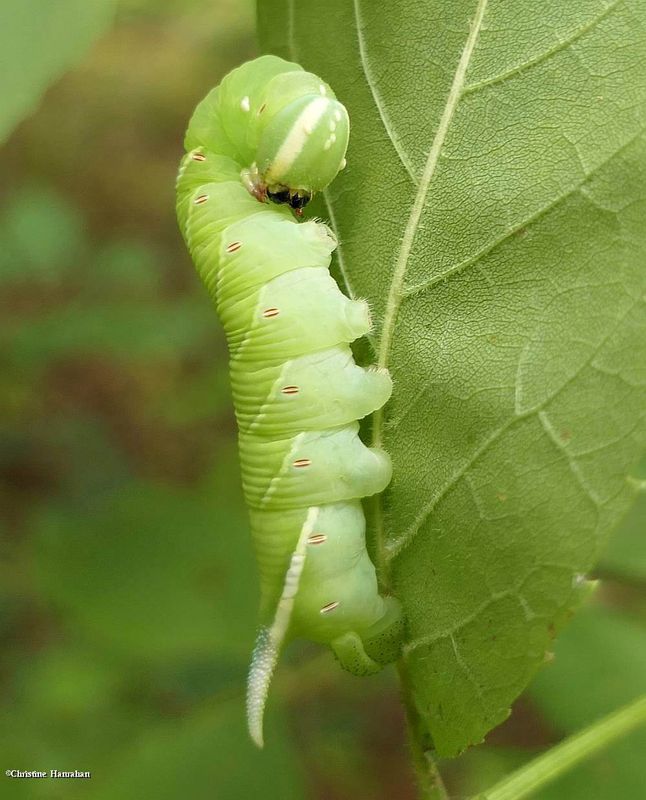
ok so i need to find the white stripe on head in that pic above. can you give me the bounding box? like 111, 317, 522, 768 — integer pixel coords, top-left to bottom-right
266, 97, 330, 181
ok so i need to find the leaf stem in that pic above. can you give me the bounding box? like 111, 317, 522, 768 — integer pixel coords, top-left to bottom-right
473, 694, 646, 800
397, 661, 449, 800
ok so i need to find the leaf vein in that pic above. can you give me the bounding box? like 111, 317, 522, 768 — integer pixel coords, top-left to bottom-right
538, 410, 603, 507
463, 0, 624, 95
322, 189, 356, 296
514, 294, 640, 415
372, 0, 490, 580
373, 0, 490, 438
450, 634, 487, 706
403, 126, 646, 299
352, 0, 418, 183
403, 566, 545, 657
388, 297, 640, 558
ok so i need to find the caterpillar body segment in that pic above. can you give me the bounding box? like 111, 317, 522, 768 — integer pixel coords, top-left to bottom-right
176, 56, 403, 748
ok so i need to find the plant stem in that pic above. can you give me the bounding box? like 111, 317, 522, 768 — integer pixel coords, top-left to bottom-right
397, 661, 449, 800
474, 694, 646, 800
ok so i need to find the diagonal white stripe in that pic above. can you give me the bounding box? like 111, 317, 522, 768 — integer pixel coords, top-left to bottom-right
266, 97, 330, 180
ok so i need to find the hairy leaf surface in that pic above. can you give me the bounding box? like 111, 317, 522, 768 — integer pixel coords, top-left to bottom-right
259, 0, 646, 755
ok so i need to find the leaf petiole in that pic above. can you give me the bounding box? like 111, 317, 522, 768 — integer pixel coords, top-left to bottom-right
473, 695, 646, 800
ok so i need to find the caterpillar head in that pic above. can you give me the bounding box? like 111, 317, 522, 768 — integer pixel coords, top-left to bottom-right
258, 93, 349, 189
246, 91, 349, 214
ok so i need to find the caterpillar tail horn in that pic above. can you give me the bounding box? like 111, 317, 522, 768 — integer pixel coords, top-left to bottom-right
246, 506, 320, 748
246, 626, 280, 749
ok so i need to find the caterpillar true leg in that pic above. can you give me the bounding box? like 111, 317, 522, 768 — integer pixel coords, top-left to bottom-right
176, 55, 403, 746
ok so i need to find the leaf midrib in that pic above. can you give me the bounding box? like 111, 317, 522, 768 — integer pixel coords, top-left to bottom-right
370, 0, 490, 581
372, 0, 489, 435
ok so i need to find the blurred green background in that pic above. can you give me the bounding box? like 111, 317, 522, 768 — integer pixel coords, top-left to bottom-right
1, 2, 645, 798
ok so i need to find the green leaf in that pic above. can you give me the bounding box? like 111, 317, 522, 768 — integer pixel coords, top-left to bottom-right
0, 0, 115, 144
259, 0, 646, 755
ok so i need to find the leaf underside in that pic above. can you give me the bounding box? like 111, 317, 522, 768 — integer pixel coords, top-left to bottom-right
258, 0, 646, 756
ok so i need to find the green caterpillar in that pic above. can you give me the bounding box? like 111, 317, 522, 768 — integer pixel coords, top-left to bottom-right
176, 55, 403, 746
